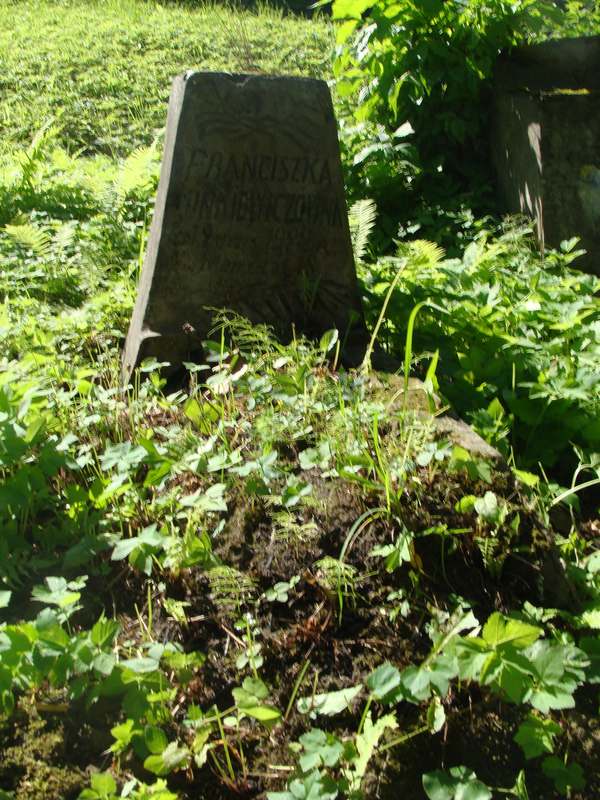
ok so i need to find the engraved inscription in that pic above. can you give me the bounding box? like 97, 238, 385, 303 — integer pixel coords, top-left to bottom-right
175, 187, 343, 227
184, 150, 333, 185
122, 72, 365, 381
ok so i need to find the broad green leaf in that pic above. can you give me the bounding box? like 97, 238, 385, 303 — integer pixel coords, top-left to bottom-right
580, 604, 600, 629
332, 0, 374, 21
394, 121, 414, 138
346, 712, 397, 793
526, 641, 586, 712
427, 696, 446, 733
455, 638, 493, 681
513, 469, 539, 488
399, 665, 433, 702
335, 18, 358, 44
297, 685, 362, 717
144, 741, 189, 776
429, 607, 480, 652
183, 397, 203, 427
586, 551, 600, 574
529, 686, 576, 714
100, 441, 147, 473
423, 766, 492, 800
192, 727, 212, 769
145, 725, 168, 754
319, 329, 339, 353
91, 615, 120, 648
366, 662, 401, 700
474, 491, 499, 523
110, 719, 138, 754
120, 656, 160, 674
514, 714, 561, 759
158, 742, 190, 773
493, 653, 532, 704
90, 771, 117, 795
299, 443, 331, 472
93, 652, 116, 676
137, 525, 164, 547
267, 769, 338, 800
111, 537, 142, 561
298, 729, 345, 772
233, 676, 269, 708
243, 705, 282, 726
31, 575, 86, 608
541, 757, 585, 794
455, 495, 477, 513
482, 613, 541, 650
180, 482, 227, 512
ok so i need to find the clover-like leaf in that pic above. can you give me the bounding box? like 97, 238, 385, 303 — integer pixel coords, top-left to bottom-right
423, 766, 492, 800
267, 769, 339, 800
298, 729, 345, 772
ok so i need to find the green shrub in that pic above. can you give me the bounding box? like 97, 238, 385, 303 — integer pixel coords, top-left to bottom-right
332, 0, 600, 222
359, 222, 600, 470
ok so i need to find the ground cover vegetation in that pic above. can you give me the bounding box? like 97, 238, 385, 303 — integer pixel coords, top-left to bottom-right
0, 1, 599, 798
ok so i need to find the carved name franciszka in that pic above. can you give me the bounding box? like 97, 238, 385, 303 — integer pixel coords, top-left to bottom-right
185, 150, 333, 185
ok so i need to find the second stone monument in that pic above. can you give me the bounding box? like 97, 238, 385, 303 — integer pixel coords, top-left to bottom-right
122, 72, 366, 382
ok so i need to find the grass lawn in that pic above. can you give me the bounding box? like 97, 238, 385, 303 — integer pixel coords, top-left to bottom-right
0, 0, 333, 155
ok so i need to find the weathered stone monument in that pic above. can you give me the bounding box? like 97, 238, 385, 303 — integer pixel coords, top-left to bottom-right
122, 72, 366, 382
492, 35, 600, 275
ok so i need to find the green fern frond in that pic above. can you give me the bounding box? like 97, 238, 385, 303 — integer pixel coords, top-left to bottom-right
28, 118, 62, 157
18, 119, 62, 188
82, 155, 115, 198
460, 237, 514, 272
4, 223, 52, 257
406, 239, 446, 266
474, 535, 506, 579
49, 147, 80, 173
208, 565, 256, 611
315, 556, 357, 591
349, 198, 377, 263
114, 144, 159, 200
53, 221, 76, 253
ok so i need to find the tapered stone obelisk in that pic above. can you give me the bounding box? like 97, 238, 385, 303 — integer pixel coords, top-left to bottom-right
122, 72, 366, 382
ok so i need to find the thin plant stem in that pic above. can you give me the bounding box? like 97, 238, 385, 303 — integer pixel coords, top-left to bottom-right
379, 723, 428, 753
214, 705, 236, 784
357, 696, 373, 736
361, 263, 406, 374
284, 659, 311, 721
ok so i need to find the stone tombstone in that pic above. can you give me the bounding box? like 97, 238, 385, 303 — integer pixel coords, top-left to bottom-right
492, 36, 600, 275
122, 71, 366, 382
